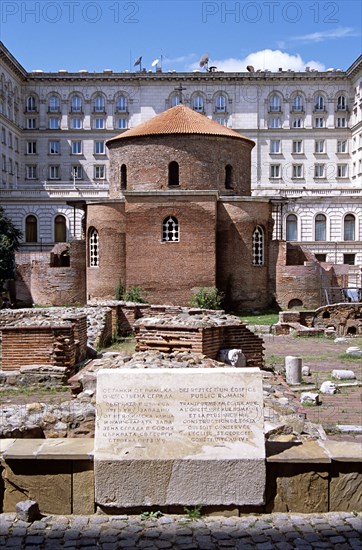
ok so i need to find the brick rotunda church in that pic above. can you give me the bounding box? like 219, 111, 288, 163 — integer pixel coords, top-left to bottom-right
85, 105, 274, 310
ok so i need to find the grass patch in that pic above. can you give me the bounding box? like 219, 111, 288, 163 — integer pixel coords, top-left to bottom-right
100, 335, 136, 354
240, 308, 280, 326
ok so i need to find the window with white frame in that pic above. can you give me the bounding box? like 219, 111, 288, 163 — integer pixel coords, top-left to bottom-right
269, 117, 281, 128
337, 164, 348, 178
292, 164, 303, 179
26, 165, 37, 179
314, 117, 325, 128
117, 96, 127, 112
94, 95, 105, 113
215, 117, 227, 126
286, 214, 298, 241
336, 95, 346, 111
26, 118, 37, 129
314, 164, 325, 178
94, 141, 105, 155
162, 216, 179, 242
315, 140, 325, 154
315, 214, 326, 241
337, 140, 347, 153
8, 159, 13, 175
215, 94, 226, 112
48, 95, 60, 112
26, 96, 37, 112
344, 214, 355, 241
8, 132, 12, 148
170, 94, 180, 107
89, 228, 99, 266
314, 95, 325, 111
71, 165, 83, 179
270, 164, 281, 178
292, 117, 303, 128
26, 141, 37, 154
49, 140, 60, 155
94, 165, 105, 179
117, 118, 128, 129
270, 140, 281, 154
292, 140, 302, 153
71, 117, 82, 129
1, 127, 6, 143
193, 95, 204, 112
94, 118, 105, 129
49, 165, 60, 179
71, 140, 82, 155
292, 95, 303, 112
71, 95, 82, 113
269, 94, 281, 112
336, 117, 346, 128
49, 117, 60, 129
252, 226, 264, 266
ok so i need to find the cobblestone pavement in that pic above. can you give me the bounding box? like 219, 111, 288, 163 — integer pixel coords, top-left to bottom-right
0, 512, 361, 549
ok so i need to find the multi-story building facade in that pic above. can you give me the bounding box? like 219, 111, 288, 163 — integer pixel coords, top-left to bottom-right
1, 42, 361, 284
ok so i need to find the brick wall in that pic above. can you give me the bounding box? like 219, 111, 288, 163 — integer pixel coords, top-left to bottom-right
313, 304, 362, 336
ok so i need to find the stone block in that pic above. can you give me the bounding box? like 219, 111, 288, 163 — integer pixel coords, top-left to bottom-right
16, 499, 41, 522
330, 462, 362, 512
73, 461, 95, 515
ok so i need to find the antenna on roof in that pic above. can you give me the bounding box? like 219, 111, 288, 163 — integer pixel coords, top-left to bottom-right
134, 56, 142, 71
151, 58, 159, 72
246, 65, 255, 72
199, 53, 209, 71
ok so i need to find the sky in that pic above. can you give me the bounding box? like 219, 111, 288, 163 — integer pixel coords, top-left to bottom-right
1, 0, 361, 73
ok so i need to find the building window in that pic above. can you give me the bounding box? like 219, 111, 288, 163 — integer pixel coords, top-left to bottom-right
315, 140, 325, 154
292, 164, 303, 179
117, 118, 128, 129
336, 117, 346, 128
54, 215, 67, 242
48, 95, 60, 112
71, 140, 82, 155
94, 141, 105, 155
286, 214, 297, 241
49, 165, 60, 179
25, 215, 38, 242
343, 254, 355, 265
344, 214, 355, 241
94, 165, 105, 179
94, 118, 105, 129
270, 164, 281, 178
49, 117, 60, 129
291, 95, 303, 112
269, 116, 281, 128
292, 117, 303, 128
26, 96, 37, 112
252, 226, 264, 266
314, 164, 325, 178
26, 141, 37, 154
26, 118, 37, 129
15, 137, 19, 152
315, 254, 327, 262
314, 95, 325, 111
270, 140, 281, 154
337, 140, 347, 153
292, 140, 302, 154
117, 96, 127, 112
314, 117, 325, 128
71, 117, 82, 129
269, 94, 281, 112
71, 165, 83, 180
8, 132, 12, 148
120, 164, 127, 190
337, 164, 347, 178
8, 159, 13, 175
94, 95, 105, 113
162, 216, 179, 242
170, 94, 180, 107
168, 161, 179, 186
193, 95, 204, 112
1, 155, 6, 172
89, 228, 99, 266
315, 214, 326, 241
26, 165, 37, 179
215, 94, 226, 112
49, 140, 60, 155
225, 164, 233, 189
71, 95, 82, 113
1, 127, 6, 143
336, 95, 346, 111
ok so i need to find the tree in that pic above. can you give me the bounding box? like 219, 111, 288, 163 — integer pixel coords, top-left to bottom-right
0, 206, 22, 291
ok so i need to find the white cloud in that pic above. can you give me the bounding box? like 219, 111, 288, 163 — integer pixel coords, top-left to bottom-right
295, 27, 359, 43
188, 49, 325, 72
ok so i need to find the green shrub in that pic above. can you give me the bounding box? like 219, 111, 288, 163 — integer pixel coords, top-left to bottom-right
115, 280, 125, 301
190, 287, 224, 310
123, 286, 147, 303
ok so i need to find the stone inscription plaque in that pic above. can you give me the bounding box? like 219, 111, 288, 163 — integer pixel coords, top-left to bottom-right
95, 367, 264, 461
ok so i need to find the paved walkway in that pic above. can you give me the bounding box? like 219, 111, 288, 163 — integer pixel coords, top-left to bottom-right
0, 512, 361, 549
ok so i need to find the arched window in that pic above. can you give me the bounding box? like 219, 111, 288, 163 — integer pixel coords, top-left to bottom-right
120, 164, 127, 190
168, 161, 179, 186
315, 214, 326, 241
337, 95, 346, 111
26, 96, 37, 112
71, 95, 82, 113
25, 215, 38, 242
215, 94, 226, 112
89, 228, 99, 266
270, 94, 281, 112
171, 94, 180, 107
117, 96, 127, 112
94, 95, 105, 113
315, 95, 325, 111
252, 226, 264, 266
193, 95, 204, 112
292, 95, 303, 112
54, 215, 67, 242
48, 95, 60, 112
344, 214, 355, 241
225, 165, 233, 189
162, 216, 179, 242
286, 214, 298, 241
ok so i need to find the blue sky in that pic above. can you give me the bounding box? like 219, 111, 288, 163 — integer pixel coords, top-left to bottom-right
1, 1, 361, 73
